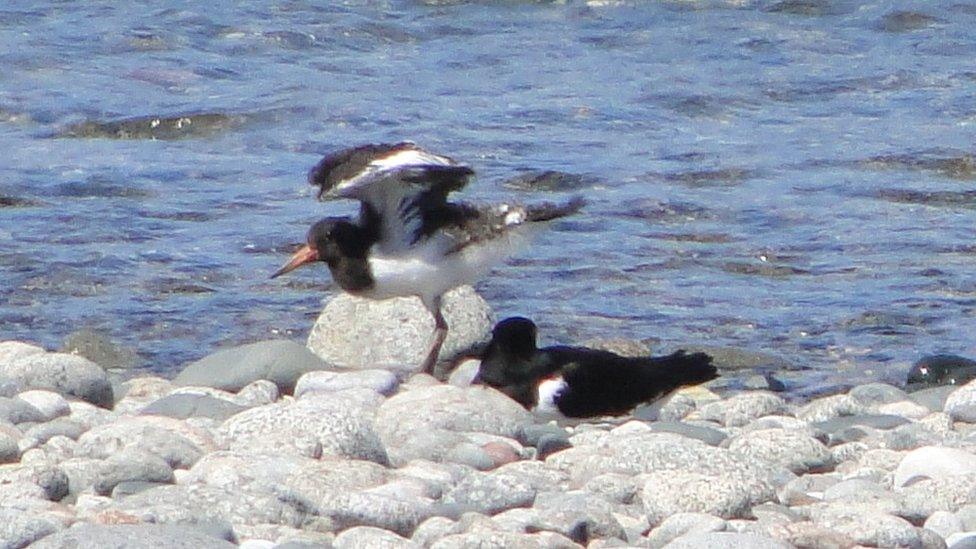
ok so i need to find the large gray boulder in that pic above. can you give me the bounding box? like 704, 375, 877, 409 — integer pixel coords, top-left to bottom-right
0, 352, 113, 408
306, 286, 493, 374
174, 340, 329, 394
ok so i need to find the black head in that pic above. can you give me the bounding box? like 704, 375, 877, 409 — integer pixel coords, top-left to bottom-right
475, 316, 541, 388
490, 317, 539, 356
270, 216, 364, 279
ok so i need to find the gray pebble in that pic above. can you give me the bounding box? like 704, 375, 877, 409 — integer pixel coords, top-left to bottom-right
699, 392, 787, 427
0, 508, 59, 549
294, 369, 399, 398
727, 429, 833, 475
0, 432, 19, 463
925, 510, 964, 540
333, 526, 417, 549
0, 397, 45, 424
174, 339, 329, 395
94, 448, 175, 496
140, 393, 246, 421
647, 421, 727, 446
444, 470, 536, 515
911, 386, 956, 412
848, 383, 909, 407
664, 531, 790, 548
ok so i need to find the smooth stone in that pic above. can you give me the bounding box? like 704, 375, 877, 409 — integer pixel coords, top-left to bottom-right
925, 510, 964, 539
957, 504, 976, 530
140, 393, 247, 421
0, 396, 45, 424
306, 286, 492, 374
911, 386, 956, 412
21, 418, 87, 447
333, 526, 418, 549
175, 340, 329, 394
945, 380, 976, 423
234, 380, 280, 407
375, 384, 529, 466
811, 414, 910, 434
849, 383, 910, 406
947, 532, 976, 549
29, 523, 236, 548
294, 369, 399, 398
647, 421, 727, 446
429, 531, 576, 549
444, 470, 536, 515
0, 432, 19, 463
16, 390, 70, 422
1, 353, 113, 408
645, 512, 727, 547
217, 392, 388, 464
0, 341, 46, 363
447, 359, 480, 387
698, 392, 787, 427
93, 448, 175, 496
727, 429, 832, 474
908, 355, 976, 389
894, 446, 976, 487
776, 473, 841, 506
61, 329, 139, 370
664, 531, 790, 548
0, 508, 60, 548
111, 480, 170, 498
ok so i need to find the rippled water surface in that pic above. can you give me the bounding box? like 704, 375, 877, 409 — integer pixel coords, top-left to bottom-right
2, 0, 976, 390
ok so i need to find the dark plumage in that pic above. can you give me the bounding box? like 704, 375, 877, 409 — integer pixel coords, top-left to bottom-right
477, 317, 717, 418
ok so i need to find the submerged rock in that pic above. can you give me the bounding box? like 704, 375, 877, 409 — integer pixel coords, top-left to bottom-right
174, 340, 329, 394
56, 112, 246, 140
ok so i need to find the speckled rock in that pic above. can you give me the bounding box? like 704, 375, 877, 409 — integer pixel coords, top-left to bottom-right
532, 490, 626, 542
899, 474, 976, 521
0, 341, 46, 363
0, 396, 44, 424
641, 470, 771, 525
174, 340, 329, 394
802, 506, 922, 548
727, 429, 833, 474
429, 530, 579, 549
795, 394, 868, 423
76, 415, 213, 469
645, 512, 727, 547
374, 384, 529, 466
1, 352, 113, 408
0, 508, 61, 548
217, 391, 387, 464
664, 531, 790, 548
294, 369, 399, 398
924, 510, 963, 540
443, 469, 536, 515
306, 286, 492, 374
698, 392, 787, 427
29, 523, 236, 548
333, 526, 418, 549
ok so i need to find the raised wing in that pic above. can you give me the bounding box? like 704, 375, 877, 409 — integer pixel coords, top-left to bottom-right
307, 142, 475, 253
440, 196, 586, 254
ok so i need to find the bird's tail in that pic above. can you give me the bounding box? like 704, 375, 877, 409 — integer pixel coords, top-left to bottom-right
648, 350, 717, 390
525, 196, 586, 222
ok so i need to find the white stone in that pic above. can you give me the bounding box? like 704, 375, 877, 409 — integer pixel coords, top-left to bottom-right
894, 446, 976, 488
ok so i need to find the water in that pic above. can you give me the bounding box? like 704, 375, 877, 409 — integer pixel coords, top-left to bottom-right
2, 0, 975, 391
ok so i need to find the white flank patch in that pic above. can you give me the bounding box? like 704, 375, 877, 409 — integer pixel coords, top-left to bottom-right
534, 377, 567, 415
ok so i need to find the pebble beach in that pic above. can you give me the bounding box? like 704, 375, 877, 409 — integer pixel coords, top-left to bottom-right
2, 287, 976, 549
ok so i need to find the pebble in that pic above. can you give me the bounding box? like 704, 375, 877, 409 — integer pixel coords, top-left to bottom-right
11, 327, 976, 547
174, 340, 329, 394
1, 352, 114, 408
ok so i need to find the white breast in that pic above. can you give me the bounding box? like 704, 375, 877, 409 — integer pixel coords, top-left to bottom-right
533, 377, 567, 416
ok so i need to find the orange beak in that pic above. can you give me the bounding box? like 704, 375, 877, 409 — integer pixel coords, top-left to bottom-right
270, 244, 318, 279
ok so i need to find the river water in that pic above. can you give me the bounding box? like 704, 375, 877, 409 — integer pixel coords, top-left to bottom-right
2, 1, 975, 393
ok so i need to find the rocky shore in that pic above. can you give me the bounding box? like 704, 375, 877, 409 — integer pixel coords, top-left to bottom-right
2, 288, 976, 548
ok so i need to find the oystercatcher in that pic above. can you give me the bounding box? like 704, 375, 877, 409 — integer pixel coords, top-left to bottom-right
272, 143, 584, 375
475, 317, 717, 418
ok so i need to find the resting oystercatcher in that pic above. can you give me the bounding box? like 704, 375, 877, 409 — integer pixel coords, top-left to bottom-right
272, 142, 584, 375
475, 317, 717, 418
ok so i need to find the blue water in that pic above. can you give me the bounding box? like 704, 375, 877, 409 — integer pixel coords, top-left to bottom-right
2, 1, 975, 391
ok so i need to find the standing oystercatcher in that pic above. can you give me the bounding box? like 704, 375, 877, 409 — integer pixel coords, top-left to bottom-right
272, 142, 584, 375
475, 317, 717, 418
